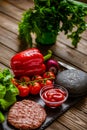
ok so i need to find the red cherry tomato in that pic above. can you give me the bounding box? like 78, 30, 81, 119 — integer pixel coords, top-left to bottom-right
17, 84, 30, 97
11, 78, 19, 87
40, 79, 53, 88
20, 76, 30, 82
30, 82, 41, 95
32, 75, 43, 82
45, 80, 53, 86
43, 72, 55, 80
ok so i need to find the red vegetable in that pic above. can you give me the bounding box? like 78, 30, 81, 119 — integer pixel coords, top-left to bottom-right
46, 59, 59, 74
11, 48, 46, 77
11, 78, 19, 87
40, 79, 53, 88
29, 82, 41, 95
43, 71, 55, 80
17, 84, 30, 97
20, 76, 30, 82
32, 75, 43, 82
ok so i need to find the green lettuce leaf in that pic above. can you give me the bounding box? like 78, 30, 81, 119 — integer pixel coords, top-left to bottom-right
0, 111, 5, 123
0, 84, 6, 99
0, 68, 19, 123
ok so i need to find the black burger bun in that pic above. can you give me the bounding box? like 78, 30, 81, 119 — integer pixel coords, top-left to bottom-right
55, 69, 87, 97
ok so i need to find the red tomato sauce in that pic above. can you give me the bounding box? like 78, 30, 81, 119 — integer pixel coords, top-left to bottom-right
41, 88, 67, 107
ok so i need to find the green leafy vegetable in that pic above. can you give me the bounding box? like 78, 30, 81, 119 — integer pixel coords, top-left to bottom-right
0, 85, 6, 99
19, 0, 87, 47
0, 69, 19, 123
0, 112, 5, 123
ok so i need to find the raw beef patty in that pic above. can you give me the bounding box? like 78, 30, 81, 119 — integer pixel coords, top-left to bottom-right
7, 99, 46, 130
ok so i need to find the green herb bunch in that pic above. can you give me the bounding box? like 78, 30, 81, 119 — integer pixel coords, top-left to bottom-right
19, 0, 87, 47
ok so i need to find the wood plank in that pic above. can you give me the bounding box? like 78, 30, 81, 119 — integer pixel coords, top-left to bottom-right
50, 42, 87, 72
1, 0, 87, 41
45, 120, 69, 130
57, 32, 87, 55
57, 97, 87, 130
0, 27, 20, 51
69, 107, 87, 123
75, 97, 87, 113
0, 27, 78, 71
0, 63, 9, 69
0, 44, 16, 67
1, 21, 87, 71
0, 1, 87, 130
58, 111, 87, 130
2, 1, 87, 42
0, 0, 23, 21
0, 27, 28, 52
0, 13, 18, 34
52, 55, 78, 69
0, 0, 87, 57
81, 31, 87, 41
6, 0, 34, 10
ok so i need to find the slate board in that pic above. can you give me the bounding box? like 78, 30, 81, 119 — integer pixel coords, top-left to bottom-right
0, 62, 86, 130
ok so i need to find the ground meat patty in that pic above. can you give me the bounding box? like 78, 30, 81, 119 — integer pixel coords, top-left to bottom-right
7, 100, 46, 130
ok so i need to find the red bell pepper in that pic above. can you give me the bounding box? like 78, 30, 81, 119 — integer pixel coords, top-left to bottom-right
12, 64, 46, 77
11, 48, 43, 68
11, 48, 52, 77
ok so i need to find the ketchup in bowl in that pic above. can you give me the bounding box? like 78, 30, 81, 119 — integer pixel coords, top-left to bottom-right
40, 84, 68, 108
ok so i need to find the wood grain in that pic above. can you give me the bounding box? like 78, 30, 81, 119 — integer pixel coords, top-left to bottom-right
58, 114, 86, 130
57, 32, 87, 55
50, 42, 87, 72
0, 13, 18, 34
45, 120, 69, 130
0, 44, 16, 67
75, 97, 87, 113
6, 0, 34, 10
0, 1, 87, 130
0, 0, 23, 21
0, 0, 87, 72
0, 63, 9, 69
0, 27, 20, 51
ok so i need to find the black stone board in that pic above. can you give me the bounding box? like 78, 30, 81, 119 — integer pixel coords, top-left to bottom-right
0, 61, 86, 130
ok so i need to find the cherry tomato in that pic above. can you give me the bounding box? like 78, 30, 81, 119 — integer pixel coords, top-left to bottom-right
40, 79, 53, 88
32, 75, 43, 82
43, 72, 55, 80
20, 76, 30, 82
17, 84, 30, 97
30, 82, 41, 95
11, 78, 19, 87
46, 80, 53, 86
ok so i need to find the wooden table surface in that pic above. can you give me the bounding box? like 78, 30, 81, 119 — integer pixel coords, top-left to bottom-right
0, 0, 87, 130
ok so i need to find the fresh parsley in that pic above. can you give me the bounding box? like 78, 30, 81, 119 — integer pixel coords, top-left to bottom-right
19, 0, 87, 47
